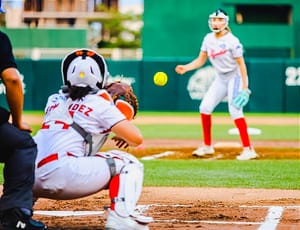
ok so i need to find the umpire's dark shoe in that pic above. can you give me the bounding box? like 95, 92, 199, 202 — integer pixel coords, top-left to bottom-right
0, 208, 47, 230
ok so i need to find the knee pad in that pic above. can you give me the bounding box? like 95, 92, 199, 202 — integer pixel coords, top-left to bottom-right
95, 150, 142, 175
107, 151, 144, 217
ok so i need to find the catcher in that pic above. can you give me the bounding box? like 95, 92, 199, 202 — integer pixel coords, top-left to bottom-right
32, 48, 152, 230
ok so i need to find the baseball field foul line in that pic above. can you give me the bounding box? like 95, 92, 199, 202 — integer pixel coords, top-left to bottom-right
155, 219, 261, 225
140, 151, 175, 160
34, 210, 105, 217
242, 205, 300, 230
257, 206, 284, 230
33, 205, 300, 228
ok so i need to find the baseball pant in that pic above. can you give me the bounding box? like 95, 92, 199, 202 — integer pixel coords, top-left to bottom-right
0, 122, 37, 211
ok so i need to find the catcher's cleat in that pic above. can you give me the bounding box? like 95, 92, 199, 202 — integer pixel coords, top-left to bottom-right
105, 209, 152, 230
0, 208, 47, 230
192, 145, 215, 156
236, 148, 258, 160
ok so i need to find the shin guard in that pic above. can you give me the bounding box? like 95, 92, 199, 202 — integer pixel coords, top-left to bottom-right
108, 154, 144, 217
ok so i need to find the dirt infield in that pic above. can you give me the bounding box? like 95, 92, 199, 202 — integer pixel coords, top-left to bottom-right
32, 187, 300, 230
22, 114, 300, 229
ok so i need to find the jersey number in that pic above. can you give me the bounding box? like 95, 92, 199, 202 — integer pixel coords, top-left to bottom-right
285, 66, 300, 86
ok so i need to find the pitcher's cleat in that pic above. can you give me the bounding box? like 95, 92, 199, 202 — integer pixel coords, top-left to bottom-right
192, 145, 215, 156
236, 148, 258, 160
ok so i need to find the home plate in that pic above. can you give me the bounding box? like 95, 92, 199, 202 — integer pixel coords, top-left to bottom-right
228, 127, 262, 135
34, 210, 105, 217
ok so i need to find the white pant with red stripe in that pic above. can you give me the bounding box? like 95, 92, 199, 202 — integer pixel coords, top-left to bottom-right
33, 150, 144, 217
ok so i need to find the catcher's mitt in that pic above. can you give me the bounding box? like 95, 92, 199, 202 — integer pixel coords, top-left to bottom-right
104, 81, 138, 120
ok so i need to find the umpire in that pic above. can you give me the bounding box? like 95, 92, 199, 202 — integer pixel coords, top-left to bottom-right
0, 2, 47, 229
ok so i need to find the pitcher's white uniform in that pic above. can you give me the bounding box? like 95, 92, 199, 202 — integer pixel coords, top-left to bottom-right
199, 32, 244, 119
175, 9, 258, 160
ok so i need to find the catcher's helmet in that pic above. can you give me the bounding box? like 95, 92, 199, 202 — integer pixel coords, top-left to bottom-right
61, 48, 108, 89
208, 9, 229, 33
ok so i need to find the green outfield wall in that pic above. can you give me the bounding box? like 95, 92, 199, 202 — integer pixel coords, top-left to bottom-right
0, 58, 299, 113
143, 0, 300, 58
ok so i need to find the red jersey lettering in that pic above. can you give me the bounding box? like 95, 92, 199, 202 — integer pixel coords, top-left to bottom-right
45, 103, 59, 114
69, 103, 93, 116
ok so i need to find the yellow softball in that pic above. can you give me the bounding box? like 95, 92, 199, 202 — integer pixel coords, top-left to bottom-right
153, 71, 168, 86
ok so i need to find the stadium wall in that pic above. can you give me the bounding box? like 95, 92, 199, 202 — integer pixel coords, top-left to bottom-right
0, 58, 299, 113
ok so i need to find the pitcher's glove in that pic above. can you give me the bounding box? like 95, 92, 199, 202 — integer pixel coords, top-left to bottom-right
232, 89, 251, 109
105, 81, 138, 120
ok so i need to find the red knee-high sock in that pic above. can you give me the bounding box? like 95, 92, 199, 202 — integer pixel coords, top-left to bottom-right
201, 113, 212, 146
234, 117, 251, 148
109, 174, 120, 211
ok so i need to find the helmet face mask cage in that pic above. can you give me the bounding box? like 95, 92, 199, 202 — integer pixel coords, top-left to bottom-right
208, 9, 229, 33
61, 49, 108, 90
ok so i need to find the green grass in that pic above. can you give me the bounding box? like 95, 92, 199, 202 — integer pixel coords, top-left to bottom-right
25, 110, 300, 118
2, 111, 298, 190
30, 123, 299, 140
137, 124, 299, 140
143, 159, 300, 189
31, 111, 299, 139
132, 111, 299, 140
0, 160, 299, 189
135, 111, 300, 118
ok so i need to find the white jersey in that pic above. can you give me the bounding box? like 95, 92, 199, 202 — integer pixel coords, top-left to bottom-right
34, 90, 126, 164
199, 32, 246, 119
33, 89, 147, 216
201, 32, 244, 74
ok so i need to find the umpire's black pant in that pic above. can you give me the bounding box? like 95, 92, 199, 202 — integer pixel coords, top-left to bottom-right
0, 109, 37, 211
